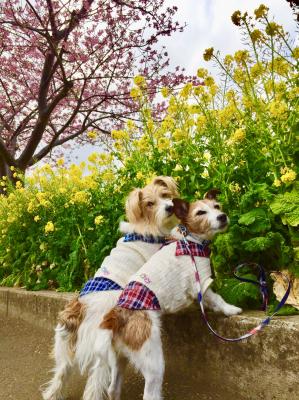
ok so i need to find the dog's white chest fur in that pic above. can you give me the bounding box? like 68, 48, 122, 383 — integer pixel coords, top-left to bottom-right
129, 241, 213, 313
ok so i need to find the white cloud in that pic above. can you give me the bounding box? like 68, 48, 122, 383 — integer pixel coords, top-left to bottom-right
163, 0, 298, 75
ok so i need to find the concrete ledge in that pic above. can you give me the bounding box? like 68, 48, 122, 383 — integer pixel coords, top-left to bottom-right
0, 287, 75, 330
1, 287, 299, 399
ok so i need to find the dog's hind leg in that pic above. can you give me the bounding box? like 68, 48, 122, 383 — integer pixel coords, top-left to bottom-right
108, 356, 127, 400
83, 358, 110, 400
41, 325, 74, 400
129, 318, 165, 400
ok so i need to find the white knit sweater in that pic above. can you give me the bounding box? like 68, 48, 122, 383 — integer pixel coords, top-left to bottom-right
94, 224, 164, 288
128, 236, 213, 313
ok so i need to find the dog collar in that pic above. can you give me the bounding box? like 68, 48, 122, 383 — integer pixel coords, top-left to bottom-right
177, 224, 211, 247
123, 233, 166, 244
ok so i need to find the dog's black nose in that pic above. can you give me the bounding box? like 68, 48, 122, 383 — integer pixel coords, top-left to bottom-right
217, 214, 227, 223
165, 205, 174, 214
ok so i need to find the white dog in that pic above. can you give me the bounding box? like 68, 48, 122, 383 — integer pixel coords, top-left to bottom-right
42, 176, 179, 400
100, 193, 242, 400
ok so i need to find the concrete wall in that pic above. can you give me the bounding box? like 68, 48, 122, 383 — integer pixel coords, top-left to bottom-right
1, 287, 299, 400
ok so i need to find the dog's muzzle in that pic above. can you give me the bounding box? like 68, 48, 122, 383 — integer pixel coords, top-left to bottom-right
217, 213, 228, 228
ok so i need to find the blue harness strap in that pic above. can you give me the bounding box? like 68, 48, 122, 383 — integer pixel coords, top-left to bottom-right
124, 233, 166, 244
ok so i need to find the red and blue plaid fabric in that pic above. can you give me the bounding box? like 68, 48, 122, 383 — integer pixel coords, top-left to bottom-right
117, 281, 161, 310
80, 277, 122, 297
175, 239, 211, 258
124, 233, 166, 244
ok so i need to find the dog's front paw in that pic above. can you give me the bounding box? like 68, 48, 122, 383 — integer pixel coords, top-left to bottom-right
223, 304, 242, 317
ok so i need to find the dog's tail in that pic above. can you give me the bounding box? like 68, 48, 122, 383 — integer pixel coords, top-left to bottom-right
57, 297, 86, 354
82, 357, 110, 400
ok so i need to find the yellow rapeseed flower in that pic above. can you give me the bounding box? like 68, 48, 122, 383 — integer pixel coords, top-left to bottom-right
203, 151, 211, 161
133, 75, 146, 87
56, 158, 65, 167
229, 182, 241, 193
45, 221, 54, 233
34, 215, 41, 222
228, 128, 246, 144
111, 130, 129, 141
201, 169, 209, 179
250, 29, 264, 44
71, 191, 90, 204
254, 4, 269, 19
87, 131, 97, 140
94, 215, 104, 225
268, 100, 288, 119
224, 55, 234, 67
157, 137, 170, 151
204, 76, 215, 87
293, 47, 299, 60
88, 152, 98, 164
231, 10, 242, 26
174, 164, 183, 171
273, 178, 281, 187
180, 83, 192, 98
136, 171, 144, 180
130, 87, 142, 99
197, 115, 207, 129
203, 47, 214, 62
197, 68, 208, 79
234, 50, 249, 65
280, 169, 296, 184
161, 87, 170, 98
265, 22, 282, 37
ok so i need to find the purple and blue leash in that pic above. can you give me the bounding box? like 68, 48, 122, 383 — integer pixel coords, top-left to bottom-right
179, 225, 291, 342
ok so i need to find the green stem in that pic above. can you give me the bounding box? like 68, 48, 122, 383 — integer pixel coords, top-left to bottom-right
76, 224, 88, 256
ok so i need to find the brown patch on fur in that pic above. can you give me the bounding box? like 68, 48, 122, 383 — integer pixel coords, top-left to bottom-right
125, 188, 144, 223
152, 176, 179, 197
57, 297, 86, 352
185, 201, 212, 235
204, 188, 221, 200
100, 307, 152, 351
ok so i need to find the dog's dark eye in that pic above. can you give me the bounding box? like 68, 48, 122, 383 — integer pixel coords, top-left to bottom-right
161, 193, 170, 199
147, 201, 154, 207
196, 210, 207, 216
214, 205, 220, 209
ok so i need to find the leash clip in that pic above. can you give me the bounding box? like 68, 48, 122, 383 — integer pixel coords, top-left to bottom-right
178, 224, 189, 237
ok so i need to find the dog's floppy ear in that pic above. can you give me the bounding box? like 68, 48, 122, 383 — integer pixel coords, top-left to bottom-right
204, 188, 221, 200
172, 198, 190, 221
125, 188, 143, 223
152, 176, 179, 197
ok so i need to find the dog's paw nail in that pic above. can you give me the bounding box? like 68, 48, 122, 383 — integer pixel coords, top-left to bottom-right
224, 306, 242, 316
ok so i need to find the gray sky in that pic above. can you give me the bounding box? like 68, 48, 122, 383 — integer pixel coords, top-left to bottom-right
162, 0, 297, 76
70, 0, 298, 164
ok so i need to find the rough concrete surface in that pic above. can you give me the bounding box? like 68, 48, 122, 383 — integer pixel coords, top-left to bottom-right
1, 287, 299, 400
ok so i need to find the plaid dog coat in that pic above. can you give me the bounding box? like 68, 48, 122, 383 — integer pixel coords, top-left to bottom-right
117, 239, 211, 311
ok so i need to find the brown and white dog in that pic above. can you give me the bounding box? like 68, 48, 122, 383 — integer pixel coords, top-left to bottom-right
98, 192, 242, 400
42, 176, 179, 400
